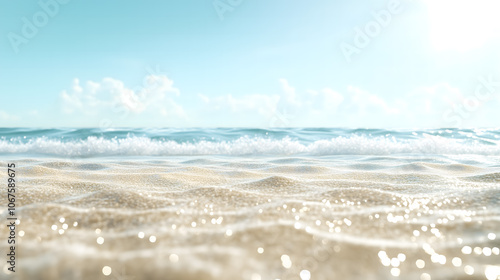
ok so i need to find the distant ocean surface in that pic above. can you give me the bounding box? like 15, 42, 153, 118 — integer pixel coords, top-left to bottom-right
0, 128, 499, 280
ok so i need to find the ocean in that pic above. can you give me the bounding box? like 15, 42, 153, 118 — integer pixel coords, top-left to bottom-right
0, 128, 499, 280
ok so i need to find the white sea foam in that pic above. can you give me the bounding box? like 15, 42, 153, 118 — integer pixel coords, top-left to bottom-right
0, 135, 499, 157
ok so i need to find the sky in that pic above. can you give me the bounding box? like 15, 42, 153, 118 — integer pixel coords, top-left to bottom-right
1, 0, 499, 128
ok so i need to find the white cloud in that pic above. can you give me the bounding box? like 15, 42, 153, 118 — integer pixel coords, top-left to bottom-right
57, 76, 496, 128
405, 83, 463, 112
278, 78, 301, 107
194, 80, 298, 126
205, 94, 280, 126
0, 111, 19, 122
405, 82, 500, 127
198, 93, 210, 104
200, 79, 345, 117
322, 88, 344, 108
226, 94, 279, 115
194, 79, 488, 128
303, 88, 344, 119
60, 75, 185, 119
159, 99, 186, 119
346, 86, 400, 115
195, 79, 405, 127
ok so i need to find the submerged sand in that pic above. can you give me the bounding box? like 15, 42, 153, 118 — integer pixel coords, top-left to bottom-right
1, 155, 499, 280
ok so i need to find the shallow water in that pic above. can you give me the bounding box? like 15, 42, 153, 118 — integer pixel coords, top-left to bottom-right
0, 129, 499, 279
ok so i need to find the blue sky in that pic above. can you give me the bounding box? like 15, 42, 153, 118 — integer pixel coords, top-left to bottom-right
1, 0, 499, 128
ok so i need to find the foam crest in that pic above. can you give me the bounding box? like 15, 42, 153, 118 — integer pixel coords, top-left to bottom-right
1, 135, 500, 157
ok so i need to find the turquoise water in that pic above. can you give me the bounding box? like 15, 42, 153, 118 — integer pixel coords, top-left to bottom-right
1, 128, 500, 157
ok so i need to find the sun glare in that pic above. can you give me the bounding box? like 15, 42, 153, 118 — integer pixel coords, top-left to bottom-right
424, 0, 500, 51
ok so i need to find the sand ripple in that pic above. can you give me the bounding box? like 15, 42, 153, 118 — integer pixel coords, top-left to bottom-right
1, 156, 499, 280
